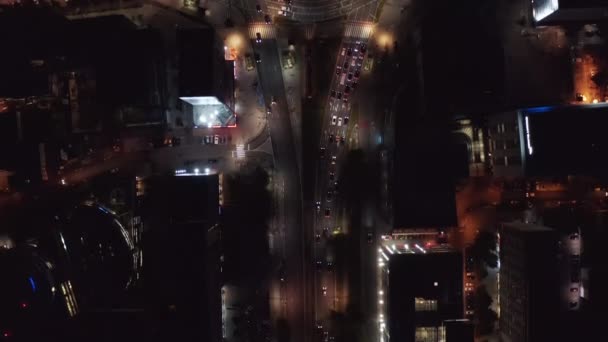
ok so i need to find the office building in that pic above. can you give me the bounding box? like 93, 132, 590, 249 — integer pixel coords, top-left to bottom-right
532, 0, 608, 24
143, 173, 222, 342
498, 222, 561, 342
386, 249, 463, 342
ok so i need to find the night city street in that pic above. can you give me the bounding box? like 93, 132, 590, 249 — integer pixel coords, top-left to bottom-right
2, 0, 608, 341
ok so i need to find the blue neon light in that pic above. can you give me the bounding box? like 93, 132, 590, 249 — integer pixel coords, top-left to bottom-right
522, 106, 555, 114
28, 277, 36, 292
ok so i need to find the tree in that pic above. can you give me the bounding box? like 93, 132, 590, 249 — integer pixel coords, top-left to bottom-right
470, 230, 498, 275
474, 285, 498, 335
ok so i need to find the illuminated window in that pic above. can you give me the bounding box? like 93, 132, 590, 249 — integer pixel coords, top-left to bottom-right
415, 326, 445, 342
414, 297, 437, 311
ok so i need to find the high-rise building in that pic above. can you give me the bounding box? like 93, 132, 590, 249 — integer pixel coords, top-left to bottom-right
499, 222, 561, 342
386, 249, 463, 342
143, 173, 222, 342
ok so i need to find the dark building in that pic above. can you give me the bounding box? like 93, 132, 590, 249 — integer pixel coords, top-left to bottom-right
143, 174, 222, 342
499, 222, 561, 342
177, 27, 226, 100
386, 249, 463, 342
443, 319, 474, 342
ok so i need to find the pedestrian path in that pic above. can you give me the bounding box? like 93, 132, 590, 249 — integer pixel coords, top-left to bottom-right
248, 23, 277, 39
344, 21, 374, 40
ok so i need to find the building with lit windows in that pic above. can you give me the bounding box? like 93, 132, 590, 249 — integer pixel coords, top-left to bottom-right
532, 0, 608, 24
386, 249, 463, 342
499, 222, 561, 342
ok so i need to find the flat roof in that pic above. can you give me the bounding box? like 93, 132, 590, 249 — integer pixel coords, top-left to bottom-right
503, 222, 554, 232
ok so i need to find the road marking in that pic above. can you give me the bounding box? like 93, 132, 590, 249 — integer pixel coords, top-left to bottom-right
344, 22, 374, 40
249, 24, 277, 39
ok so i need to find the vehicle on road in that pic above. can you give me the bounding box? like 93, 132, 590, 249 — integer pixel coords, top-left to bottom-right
347, 73, 353, 81
256, 4, 262, 12
214, 135, 219, 144
330, 90, 336, 98
337, 117, 343, 126
254, 52, 261, 63
344, 116, 349, 125
326, 261, 334, 271
347, 47, 352, 56
354, 69, 360, 79
345, 85, 351, 94
343, 61, 348, 71
339, 136, 345, 145
316, 260, 324, 271
361, 43, 367, 54
352, 81, 358, 89
329, 134, 334, 143
329, 172, 335, 181
320, 147, 326, 158
316, 201, 321, 213
331, 115, 337, 125
341, 48, 346, 56
315, 232, 321, 242
271, 96, 277, 105
337, 92, 342, 100
322, 286, 327, 296
336, 66, 341, 75
267, 105, 272, 115
325, 208, 331, 217
245, 53, 255, 70
256, 32, 262, 43
331, 156, 336, 165
264, 14, 271, 23
327, 190, 333, 202
367, 231, 374, 243
340, 73, 346, 85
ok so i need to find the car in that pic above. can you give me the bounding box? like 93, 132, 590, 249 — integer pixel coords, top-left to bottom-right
256, 32, 262, 43
316, 260, 324, 270
322, 286, 327, 296
320, 147, 326, 158
329, 134, 334, 143
331, 115, 337, 125
330, 90, 336, 98
343, 61, 348, 71
214, 135, 220, 144
256, 3, 262, 12
331, 155, 337, 165
347, 73, 353, 81
345, 85, 351, 94
325, 208, 331, 217
326, 261, 334, 271
344, 116, 349, 125
337, 92, 342, 100
315, 232, 321, 242
329, 172, 335, 181
254, 52, 261, 63
341, 48, 346, 56
367, 231, 374, 243
264, 14, 271, 23
347, 47, 352, 56
569, 233, 579, 240
316, 201, 321, 212
327, 190, 333, 202
361, 43, 367, 54
267, 106, 272, 115
570, 287, 579, 293
339, 136, 345, 145
337, 117, 343, 126
316, 321, 323, 330
354, 69, 360, 78
576, 93, 584, 102
352, 81, 358, 89
323, 227, 330, 237
343, 95, 349, 103
336, 66, 341, 75
271, 96, 277, 105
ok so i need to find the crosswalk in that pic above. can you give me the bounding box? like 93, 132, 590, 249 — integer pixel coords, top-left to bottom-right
248, 24, 277, 40
344, 22, 374, 40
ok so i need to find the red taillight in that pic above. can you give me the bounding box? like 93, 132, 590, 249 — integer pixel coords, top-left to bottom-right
20, 302, 28, 309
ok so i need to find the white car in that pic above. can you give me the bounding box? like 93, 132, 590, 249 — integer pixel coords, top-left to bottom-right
331, 115, 337, 125
341, 48, 346, 56
214, 135, 219, 144
337, 117, 343, 126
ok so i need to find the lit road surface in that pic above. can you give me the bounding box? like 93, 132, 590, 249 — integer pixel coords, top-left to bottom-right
311, 20, 375, 339
250, 26, 309, 342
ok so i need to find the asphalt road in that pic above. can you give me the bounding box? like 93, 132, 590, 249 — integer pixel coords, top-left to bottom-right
251, 37, 310, 342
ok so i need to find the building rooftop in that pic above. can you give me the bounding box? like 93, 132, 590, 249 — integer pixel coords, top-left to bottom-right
503, 222, 554, 232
